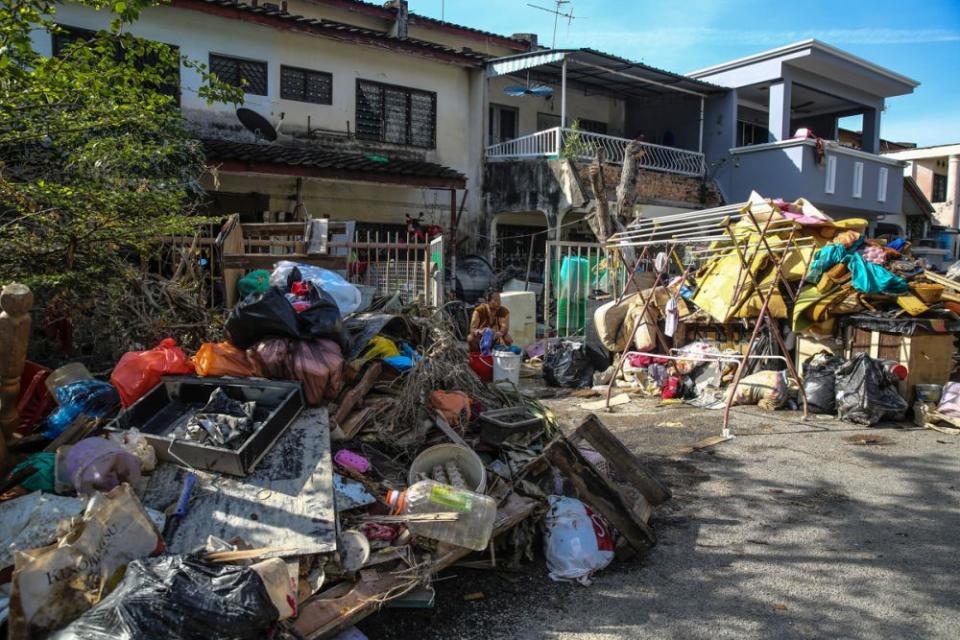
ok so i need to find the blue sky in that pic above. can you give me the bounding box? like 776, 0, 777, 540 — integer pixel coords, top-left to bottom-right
423, 0, 960, 146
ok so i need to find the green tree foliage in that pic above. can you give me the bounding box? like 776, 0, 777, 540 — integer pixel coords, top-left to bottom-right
0, 1, 241, 361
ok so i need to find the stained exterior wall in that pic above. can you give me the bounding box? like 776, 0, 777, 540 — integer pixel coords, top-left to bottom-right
43, 3, 486, 238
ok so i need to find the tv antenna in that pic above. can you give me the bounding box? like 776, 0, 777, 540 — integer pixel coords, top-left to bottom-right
527, 1, 585, 48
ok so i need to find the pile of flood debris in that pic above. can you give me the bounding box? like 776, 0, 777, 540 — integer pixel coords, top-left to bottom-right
0, 266, 668, 639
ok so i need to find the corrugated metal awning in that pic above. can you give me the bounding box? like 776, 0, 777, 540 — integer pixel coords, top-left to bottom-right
486, 48, 725, 99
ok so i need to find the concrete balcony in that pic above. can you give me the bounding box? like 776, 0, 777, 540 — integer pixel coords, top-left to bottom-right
722, 138, 906, 216
485, 127, 706, 178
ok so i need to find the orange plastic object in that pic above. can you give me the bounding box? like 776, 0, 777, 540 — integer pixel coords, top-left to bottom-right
428, 390, 472, 427
192, 341, 255, 377
110, 338, 195, 407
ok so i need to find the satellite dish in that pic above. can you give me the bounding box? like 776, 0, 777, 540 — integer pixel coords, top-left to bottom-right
236, 107, 278, 141
503, 84, 554, 98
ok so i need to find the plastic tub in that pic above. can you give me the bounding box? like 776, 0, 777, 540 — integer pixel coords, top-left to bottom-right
493, 351, 522, 386
44, 362, 93, 396
468, 352, 493, 382
479, 406, 544, 445
915, 384, 943, 404
408, 443, 486, 493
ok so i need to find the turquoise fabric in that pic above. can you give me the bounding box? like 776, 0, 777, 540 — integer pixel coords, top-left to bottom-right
12, 452, 56, 492
806, 240, 907, 295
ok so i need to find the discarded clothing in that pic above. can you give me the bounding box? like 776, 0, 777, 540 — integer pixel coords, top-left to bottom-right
11, 452, 56, 492
248, 337, 344, 405
807, 240, 907, 295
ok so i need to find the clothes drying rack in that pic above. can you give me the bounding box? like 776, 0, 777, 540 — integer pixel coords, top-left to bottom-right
602, 201, 814, 437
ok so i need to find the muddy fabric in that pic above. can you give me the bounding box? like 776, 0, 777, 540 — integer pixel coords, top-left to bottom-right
428, 391, 472, 427
248, 338, 344, 405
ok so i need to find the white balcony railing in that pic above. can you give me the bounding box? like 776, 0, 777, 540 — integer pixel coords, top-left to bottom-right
486, 126, 706, 177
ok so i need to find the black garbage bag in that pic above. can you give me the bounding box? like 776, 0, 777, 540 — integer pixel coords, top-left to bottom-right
51, 555, 279, 640
225, 286, 301, 348
297, 282, 345, 346
544, 341, 594, 388
802, 352, 843, 414
225, 284, 344, 349
834, 353, 908, 425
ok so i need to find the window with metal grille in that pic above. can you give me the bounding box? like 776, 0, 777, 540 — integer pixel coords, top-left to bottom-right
51, 25, 97, 57
209, 54, 267, 96
355, 80, 436, 148
280, 66, 332, 104
52, 25, 180, 105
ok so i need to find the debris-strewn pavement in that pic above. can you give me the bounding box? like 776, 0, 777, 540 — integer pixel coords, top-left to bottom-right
361, 395, 960, 639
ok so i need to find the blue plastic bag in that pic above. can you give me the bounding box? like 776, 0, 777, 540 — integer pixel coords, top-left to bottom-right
44, 380, 120, 439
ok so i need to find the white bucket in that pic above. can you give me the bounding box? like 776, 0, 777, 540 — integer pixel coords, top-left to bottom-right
408, 444, 487, 493
493, 351, 522, 387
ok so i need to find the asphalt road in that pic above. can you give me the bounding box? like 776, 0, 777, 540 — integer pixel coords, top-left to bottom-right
360, 396, 960, 640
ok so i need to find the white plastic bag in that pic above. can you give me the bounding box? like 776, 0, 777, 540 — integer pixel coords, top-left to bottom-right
270, 261, 362, 315
543, 495, 614, 585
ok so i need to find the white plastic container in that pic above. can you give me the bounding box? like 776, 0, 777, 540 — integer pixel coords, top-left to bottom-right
386, 480, 496, 551
408, 444, 486, 493
499, 291, 536, 348
493, 351, 522, 387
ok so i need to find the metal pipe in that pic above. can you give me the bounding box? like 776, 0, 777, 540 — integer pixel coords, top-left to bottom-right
698, 96, 705, 154
560, 57, 568, 128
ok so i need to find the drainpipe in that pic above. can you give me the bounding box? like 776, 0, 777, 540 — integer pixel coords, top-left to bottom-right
560, 56, 567, 128
698, 96, 705, 154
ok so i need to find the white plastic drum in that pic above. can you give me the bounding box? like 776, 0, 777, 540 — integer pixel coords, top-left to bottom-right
493, 351, 522, 387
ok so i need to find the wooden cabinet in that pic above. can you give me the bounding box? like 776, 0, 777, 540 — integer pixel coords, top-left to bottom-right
845, 329, 953, 403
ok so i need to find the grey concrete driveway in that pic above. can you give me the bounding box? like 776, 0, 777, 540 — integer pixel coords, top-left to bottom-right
360, 397, 960, 640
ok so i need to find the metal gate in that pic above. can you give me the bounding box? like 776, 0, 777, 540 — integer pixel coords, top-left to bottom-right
543, 240, 631, 340
345, 230, 444, 306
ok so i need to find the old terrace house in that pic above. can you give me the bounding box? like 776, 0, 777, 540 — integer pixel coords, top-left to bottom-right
45, 3, 923, 282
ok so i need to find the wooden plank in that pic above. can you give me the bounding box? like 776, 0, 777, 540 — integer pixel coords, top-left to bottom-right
340, 406, 374, 440
333, 363, 382, 427
581, 393, 630, 411
241, 222, 309, 234
218, 214, 245, 308
221, 254, 347, 270
292, 494, 538, 639
573, 414, 671, 506
542, 436, 656, 552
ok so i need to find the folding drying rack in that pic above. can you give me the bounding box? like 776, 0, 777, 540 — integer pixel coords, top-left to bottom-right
602, 201, 814, 437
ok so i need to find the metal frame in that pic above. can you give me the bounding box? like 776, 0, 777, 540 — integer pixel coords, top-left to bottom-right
603, 201, 814, 437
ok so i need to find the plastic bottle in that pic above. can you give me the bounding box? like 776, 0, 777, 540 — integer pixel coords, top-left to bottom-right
385, 480, 496, 551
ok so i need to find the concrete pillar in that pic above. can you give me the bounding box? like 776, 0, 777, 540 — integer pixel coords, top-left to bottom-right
861, 106, 881, 154
947, 154, 960, 228
767, 80, 792, 142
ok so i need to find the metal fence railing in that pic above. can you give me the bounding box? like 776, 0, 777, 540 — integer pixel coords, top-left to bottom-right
486, 126, 706, 177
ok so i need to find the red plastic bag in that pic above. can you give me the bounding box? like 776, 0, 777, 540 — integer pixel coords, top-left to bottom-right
110, 338, 195, 407
192, 342, 255, 378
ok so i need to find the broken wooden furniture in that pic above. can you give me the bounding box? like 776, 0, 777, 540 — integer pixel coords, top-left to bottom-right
217, 215, 348, 307
0, 283, 33, 464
